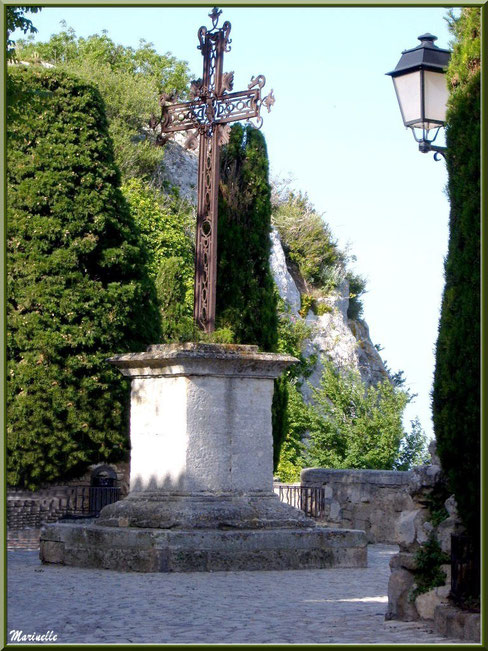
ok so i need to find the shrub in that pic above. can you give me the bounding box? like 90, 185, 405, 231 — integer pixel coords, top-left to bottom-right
304, 359, 418, 470
16, 27, 190, 180
272, 191, 346, 291
411, 536, 450, 600
121, 177, 195, 340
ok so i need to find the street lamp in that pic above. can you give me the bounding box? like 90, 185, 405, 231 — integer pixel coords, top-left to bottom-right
387, 34, 451, 160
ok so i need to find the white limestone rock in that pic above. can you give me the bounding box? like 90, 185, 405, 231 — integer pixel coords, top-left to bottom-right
437, 516, 465, 555
268, 240, 388, 401
415, 589, 448, 620
269, 228, 301, 316
155, 134, 198, 203
387, 567, 419, 621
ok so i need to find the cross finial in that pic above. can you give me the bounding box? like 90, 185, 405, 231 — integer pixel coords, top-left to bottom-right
209, 7, 222, 28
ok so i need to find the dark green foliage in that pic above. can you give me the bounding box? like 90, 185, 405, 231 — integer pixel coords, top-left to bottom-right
275, 357, 427, 481
121, 177, 195, 341
155, 258, 194, 342
271, 377, 289, 472
432, 8, 480, 542
411, 536, 450, 600
276, 382, 308, 482
7, 67, 161, 489
423, 480, 451, 527
217, 124, 278, 351
346, 271, 367, 320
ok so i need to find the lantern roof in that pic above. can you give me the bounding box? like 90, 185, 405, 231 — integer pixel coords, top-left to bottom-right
386, 34, 451, 78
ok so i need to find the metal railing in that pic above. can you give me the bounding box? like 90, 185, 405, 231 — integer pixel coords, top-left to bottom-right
65, 485, 121, 518
276, 485, 326, 519
450, 534, 480, 605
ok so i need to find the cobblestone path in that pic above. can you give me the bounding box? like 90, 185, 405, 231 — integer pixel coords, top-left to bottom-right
8, 544, 464, 644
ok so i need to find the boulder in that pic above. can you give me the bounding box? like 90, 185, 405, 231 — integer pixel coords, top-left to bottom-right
386, 568, 419, 621
415, 589, 448, 620
437, 517, 465, 555
395, 508, 428, 549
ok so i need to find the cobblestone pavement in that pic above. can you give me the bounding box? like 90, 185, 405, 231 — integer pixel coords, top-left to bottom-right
8, 544, 465, 645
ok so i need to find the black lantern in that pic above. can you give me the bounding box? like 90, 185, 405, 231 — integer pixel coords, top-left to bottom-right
387, 34, 451, 158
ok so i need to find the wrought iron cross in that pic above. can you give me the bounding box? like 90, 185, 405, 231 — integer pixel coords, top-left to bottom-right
151, 7, 274, 332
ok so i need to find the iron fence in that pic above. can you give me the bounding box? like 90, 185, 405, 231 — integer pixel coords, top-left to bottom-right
276, 485, 326, 519
65, 485, 121, 518
450, 533, 480, 606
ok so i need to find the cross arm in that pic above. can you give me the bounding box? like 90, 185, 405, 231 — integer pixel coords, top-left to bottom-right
160, 99, 207, 133
213, 89, 261, 125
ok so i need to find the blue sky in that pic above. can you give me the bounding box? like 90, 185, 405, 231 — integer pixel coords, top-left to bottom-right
14, 5, 458, 439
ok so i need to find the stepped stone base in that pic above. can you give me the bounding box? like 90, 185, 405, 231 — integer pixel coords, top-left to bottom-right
40, 519, 367, 573
39, 344, 367, 574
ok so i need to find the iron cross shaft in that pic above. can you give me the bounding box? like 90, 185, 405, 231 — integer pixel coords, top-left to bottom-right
153, 7, 274, 332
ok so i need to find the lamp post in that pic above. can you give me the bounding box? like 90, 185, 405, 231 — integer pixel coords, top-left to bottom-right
387, 34, 451, 160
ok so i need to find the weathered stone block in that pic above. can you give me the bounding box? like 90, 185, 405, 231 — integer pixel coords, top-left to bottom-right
433, 605, 480, 641
389, 552, 417, 571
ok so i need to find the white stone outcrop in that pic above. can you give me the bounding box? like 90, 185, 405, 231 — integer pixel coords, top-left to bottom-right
155, 135, 198, 203
269, 228, 301, 316
268, 234, 388, 400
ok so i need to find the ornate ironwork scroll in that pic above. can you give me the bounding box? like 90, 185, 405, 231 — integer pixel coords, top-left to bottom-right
151, 6, 275, 332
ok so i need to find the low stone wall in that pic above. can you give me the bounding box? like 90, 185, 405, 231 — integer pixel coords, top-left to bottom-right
300, 468, 414, 544
7, 462, 129, 550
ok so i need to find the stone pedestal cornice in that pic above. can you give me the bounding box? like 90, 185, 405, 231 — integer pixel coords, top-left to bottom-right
108, 343, 298, 378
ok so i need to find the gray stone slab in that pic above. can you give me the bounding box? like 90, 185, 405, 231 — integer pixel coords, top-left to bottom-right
40, 521, 367, 573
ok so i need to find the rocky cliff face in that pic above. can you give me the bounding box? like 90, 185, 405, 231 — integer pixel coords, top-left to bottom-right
155, 133, 198, 203
270, 227, 388, 398
159, 140, 388, 395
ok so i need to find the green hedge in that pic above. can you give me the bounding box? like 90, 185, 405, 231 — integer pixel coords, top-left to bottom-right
7, 67, 160, 488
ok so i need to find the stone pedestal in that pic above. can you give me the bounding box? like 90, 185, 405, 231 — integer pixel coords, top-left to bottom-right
40, 344, 366, 572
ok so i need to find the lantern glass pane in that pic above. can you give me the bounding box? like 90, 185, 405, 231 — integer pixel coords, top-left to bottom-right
424, 70, 449, 125
392, 71, 421, 127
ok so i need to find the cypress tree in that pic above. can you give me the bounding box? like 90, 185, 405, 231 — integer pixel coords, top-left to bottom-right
217, 124, 286, 468
217, 124, 278, 350
432, 9, 480, 544
7, 67, 161, 489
